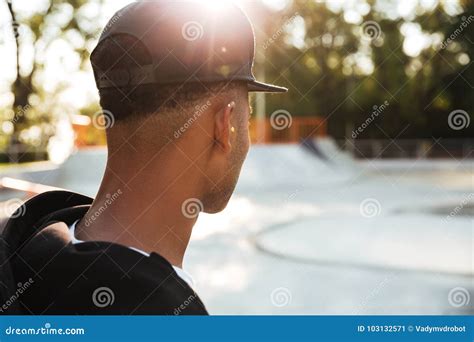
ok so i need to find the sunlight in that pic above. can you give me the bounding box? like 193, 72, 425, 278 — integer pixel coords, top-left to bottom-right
201, 0, 241, 12
401, 22, 432, 57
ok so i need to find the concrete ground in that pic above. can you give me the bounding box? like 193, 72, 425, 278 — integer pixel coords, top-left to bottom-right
1, 143, 473, 315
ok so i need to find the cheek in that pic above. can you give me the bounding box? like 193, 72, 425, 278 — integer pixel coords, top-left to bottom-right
241, 124, 250, 155
245, 130, 250, 154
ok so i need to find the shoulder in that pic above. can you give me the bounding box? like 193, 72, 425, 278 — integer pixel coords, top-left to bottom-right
14, 227, 207, 315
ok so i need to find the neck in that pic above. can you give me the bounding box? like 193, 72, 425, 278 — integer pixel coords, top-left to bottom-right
75, 151, 202, 268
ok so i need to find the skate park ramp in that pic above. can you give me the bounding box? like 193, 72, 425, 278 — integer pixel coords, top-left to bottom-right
0, 148, 106, 198
304, 137, 356, 168
52, 148, 107, 197
255, 216, 473, 276
1, 143, 472, 314
236, 142, 355, 192
5, 143, 355, 197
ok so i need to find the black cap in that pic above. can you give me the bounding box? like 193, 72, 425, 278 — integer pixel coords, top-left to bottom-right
91, 1, 288, 93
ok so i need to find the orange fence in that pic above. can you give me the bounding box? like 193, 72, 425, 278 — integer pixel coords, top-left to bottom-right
73, 124, 107, 147
73, 115, 326, 146
249, 116, 327, 144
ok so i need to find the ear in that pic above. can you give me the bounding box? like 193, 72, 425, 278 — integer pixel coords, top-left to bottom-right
214, 101, 235, 153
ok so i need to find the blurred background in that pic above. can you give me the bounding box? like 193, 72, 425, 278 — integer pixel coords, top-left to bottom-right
0, 0, 472, 315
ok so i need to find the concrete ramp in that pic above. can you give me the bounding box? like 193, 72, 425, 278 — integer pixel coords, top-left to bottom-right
237, 144, 355, 191
309, 137, 356, 169
5, 144, 357, 196
53, 148, 107, 196
255, 216, 473, 276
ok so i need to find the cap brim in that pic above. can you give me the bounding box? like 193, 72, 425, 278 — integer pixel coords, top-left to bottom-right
247, 80, 288, 93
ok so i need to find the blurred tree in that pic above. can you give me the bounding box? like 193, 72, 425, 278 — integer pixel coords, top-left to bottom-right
2, 0, 472, 160
3, 0, 104, 161
259, 0, 473, 140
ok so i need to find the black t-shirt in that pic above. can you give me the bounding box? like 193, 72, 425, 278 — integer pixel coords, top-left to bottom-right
0, 191, 208, 315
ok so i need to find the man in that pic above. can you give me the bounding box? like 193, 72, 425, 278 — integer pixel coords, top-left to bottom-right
0, 0, 286, 315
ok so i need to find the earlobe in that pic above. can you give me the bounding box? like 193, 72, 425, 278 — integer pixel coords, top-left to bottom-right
214, 101, 235, 153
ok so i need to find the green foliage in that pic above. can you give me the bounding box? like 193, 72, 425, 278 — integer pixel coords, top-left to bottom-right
2, 0, 472, 161
2, 0, 104, 155
259, 0, 473, 139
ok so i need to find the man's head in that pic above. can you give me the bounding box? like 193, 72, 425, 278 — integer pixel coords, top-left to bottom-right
90, 1, 286, 213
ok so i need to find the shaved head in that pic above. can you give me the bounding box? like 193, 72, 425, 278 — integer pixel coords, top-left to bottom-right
91, 34, 248, 155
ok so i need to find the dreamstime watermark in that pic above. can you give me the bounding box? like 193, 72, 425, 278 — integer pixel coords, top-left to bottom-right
0, 20, 21, 44
270, 110, 292, 130
92, 287, 115, 308
173, 293, 197, 315
2, 198, 26, 219
270, 287, 292, 307
262, 13, 299, 50
352, 100, 389, 139
448, 287, 470, 308
440, 15, 474, 50
359, 198, 381, 218
182, 21, 204, 41
181, 198, 203, 219
446, 193, 473, 221
356, 273, 398, 314
95, 11, 123, 41
360, 21, 382, 42
448, 109, 470, 131
285, 189, 301, 202
174, 100, 212, 139
5, 323, 85, 336
92, 109, 115, 130
83, 189, 122, 227
10, 104, 31, 124
0, 278, 34, 313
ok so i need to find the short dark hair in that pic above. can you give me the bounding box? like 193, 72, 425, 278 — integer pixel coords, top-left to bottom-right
91, 34, 236, 122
